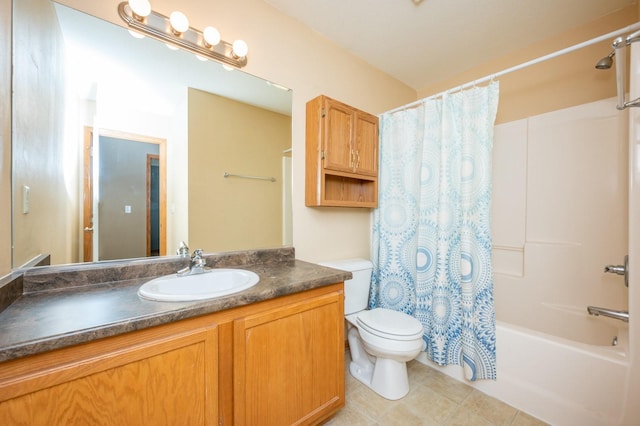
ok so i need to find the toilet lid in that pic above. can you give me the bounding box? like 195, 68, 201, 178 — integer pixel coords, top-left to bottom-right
357, 308, 424, 340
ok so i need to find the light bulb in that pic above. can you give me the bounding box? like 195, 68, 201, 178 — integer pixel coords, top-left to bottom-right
169, 11, 189, 34
128, 29, 145, 39
203, 26, 221, 47
195, 54, 208, 62
128, 0, 151, 19
232, 39, 248, 58
267, 81, 291, 91
165, 43, 178, 51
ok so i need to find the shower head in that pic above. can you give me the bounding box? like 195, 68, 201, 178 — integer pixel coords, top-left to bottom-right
595, 50, 615, 69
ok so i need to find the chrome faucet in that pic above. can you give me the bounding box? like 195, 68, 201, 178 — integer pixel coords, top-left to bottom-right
177, 249, 208, 276
604, 255, 629, 287
587, 306, 629, 322
604, 264, 625, 275
176, 241, 190, 258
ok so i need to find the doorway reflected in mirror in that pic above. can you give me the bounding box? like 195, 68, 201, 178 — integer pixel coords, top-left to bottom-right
11, 0, 292, 268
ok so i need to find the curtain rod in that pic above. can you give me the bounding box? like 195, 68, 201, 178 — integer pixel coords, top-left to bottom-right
385, 21, 640, 115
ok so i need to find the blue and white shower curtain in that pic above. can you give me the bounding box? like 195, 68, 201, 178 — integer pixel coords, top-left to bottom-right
370, 82, 499, 380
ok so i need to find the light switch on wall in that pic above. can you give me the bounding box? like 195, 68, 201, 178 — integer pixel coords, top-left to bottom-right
22, 185, 30, 214
124, 205, 132, 214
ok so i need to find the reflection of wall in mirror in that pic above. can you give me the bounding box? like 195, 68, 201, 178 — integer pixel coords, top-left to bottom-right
12, 0, 79, 268
0, 0, 11, 273
187, 89, 291, 252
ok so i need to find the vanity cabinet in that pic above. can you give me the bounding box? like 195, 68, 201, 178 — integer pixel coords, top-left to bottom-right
0, 319, 219, 424
306, 95, 379, 208
233, 288, 344, 425
0, 283, 344, 426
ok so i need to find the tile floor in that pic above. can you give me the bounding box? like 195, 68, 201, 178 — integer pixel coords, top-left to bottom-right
326, 352, 549, 426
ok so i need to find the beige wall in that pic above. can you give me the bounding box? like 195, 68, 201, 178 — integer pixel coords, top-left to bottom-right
52, 0, 417, 265
11, 0, 79, 268
187, 89, 290, 252
0, 0, 11, 273
3, 1, 638, 275
417, 6, 637, 124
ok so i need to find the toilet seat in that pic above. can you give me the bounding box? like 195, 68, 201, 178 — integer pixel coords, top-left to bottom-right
356, 308, 423, 341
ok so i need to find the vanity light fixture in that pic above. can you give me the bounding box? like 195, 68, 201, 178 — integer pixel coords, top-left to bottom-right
169, 11, 189, 35
203, 26, 221, 47
118, 1, 248, 68
128, 29, 145, 39
232, 40, 249, 59
266, 81, 291, 92
129, 0, 151, 19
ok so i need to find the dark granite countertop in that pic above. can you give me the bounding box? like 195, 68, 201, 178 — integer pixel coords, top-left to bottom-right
0, 247, 351, 363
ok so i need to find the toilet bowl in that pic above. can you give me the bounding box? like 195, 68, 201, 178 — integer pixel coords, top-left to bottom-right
320, 259, 425, 400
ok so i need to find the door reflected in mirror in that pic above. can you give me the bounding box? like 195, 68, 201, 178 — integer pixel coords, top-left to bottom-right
11, 0, 292, 268
84, 129, 167, 262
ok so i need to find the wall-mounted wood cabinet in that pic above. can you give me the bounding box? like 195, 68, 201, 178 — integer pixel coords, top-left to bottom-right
306, 95, 379, 208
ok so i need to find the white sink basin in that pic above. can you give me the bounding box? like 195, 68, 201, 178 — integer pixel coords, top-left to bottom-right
138, 269, 260, 302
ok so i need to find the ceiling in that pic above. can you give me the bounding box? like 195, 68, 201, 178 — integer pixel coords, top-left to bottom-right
263, 0, 635, 90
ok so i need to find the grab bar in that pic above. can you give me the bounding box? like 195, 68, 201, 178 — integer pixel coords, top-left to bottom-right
223, 172, 276, 182
587, 306, 629, 322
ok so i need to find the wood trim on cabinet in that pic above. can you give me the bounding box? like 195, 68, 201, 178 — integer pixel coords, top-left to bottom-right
305, 95, 379, 208
0, 320, 219, 425
0, 283, 345, 426
233, 287, 345, 425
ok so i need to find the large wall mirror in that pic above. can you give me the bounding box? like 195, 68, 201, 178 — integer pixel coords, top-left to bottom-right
12, 0, 292, 268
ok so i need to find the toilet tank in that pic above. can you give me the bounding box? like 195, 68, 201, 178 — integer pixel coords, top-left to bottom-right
319, 258, 373, 315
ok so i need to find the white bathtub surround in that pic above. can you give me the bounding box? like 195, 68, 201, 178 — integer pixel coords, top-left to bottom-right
492, 98, 629, 314
428, 96, 631, 425
417, 320, 628, 425
372, 83, 500, 381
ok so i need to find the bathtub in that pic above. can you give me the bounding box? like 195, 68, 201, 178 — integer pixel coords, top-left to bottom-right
416, 302, 629, 426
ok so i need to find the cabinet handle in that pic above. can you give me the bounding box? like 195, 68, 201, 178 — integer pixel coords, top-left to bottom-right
355, 150, 361, 169
350, 149, 355, 167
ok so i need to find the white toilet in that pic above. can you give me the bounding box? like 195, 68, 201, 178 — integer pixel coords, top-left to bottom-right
320, 259, 425, 400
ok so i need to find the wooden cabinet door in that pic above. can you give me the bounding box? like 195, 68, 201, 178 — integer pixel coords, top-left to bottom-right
0, 326, 218, 425
305, 94, 379, 207
353, 112, 378, 176
323, 98, 354, 173
233, 289, 345, 426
